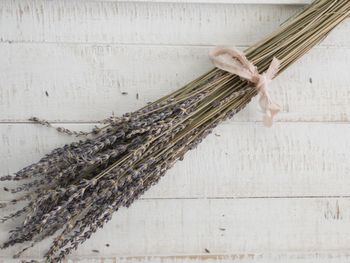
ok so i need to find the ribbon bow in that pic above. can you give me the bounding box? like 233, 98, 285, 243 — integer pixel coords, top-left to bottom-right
209, 47, 281, 127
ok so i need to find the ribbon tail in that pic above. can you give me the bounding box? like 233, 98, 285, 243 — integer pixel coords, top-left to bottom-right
259, 95, 280, 127
263, 103, 280, 127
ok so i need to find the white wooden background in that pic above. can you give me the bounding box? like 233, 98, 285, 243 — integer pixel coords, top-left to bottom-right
1, 0, 350, 262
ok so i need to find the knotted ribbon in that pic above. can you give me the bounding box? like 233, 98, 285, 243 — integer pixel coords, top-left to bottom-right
209, 47, 281, 127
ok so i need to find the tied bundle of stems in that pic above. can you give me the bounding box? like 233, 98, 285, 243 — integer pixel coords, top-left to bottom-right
1, 0, 350, 261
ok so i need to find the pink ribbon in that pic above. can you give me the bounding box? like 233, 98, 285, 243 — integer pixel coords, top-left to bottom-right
209, 47, 281, 127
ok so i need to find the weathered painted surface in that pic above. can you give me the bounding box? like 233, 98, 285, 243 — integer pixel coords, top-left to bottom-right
1, 1, 350, 262
1, 122, 350, 201
1, 44, 350, 122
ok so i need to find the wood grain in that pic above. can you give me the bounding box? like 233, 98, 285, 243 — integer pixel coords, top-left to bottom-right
1, 122, 350, 201
2, 198, 350, 259
3, 1, 349, 46
1, 44, 350, 122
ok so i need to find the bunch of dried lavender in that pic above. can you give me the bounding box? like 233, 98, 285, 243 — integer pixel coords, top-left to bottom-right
1, 0, 350, 261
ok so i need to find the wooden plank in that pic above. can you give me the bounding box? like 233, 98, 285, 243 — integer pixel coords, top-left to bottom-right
1, 43, 350, 122
3, 1, 347, 46
1, 198, 350, 259
1, 122, 350, 201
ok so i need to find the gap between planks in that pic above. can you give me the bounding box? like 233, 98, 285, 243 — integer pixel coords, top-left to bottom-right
78, 0, 312, 4
1, 121, 350, 125
1, 41, 348, 49
2, 196, 350, 204
2, 251, 350, 263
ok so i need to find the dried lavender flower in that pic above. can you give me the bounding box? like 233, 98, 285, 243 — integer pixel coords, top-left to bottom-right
1, 1, 349, 261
